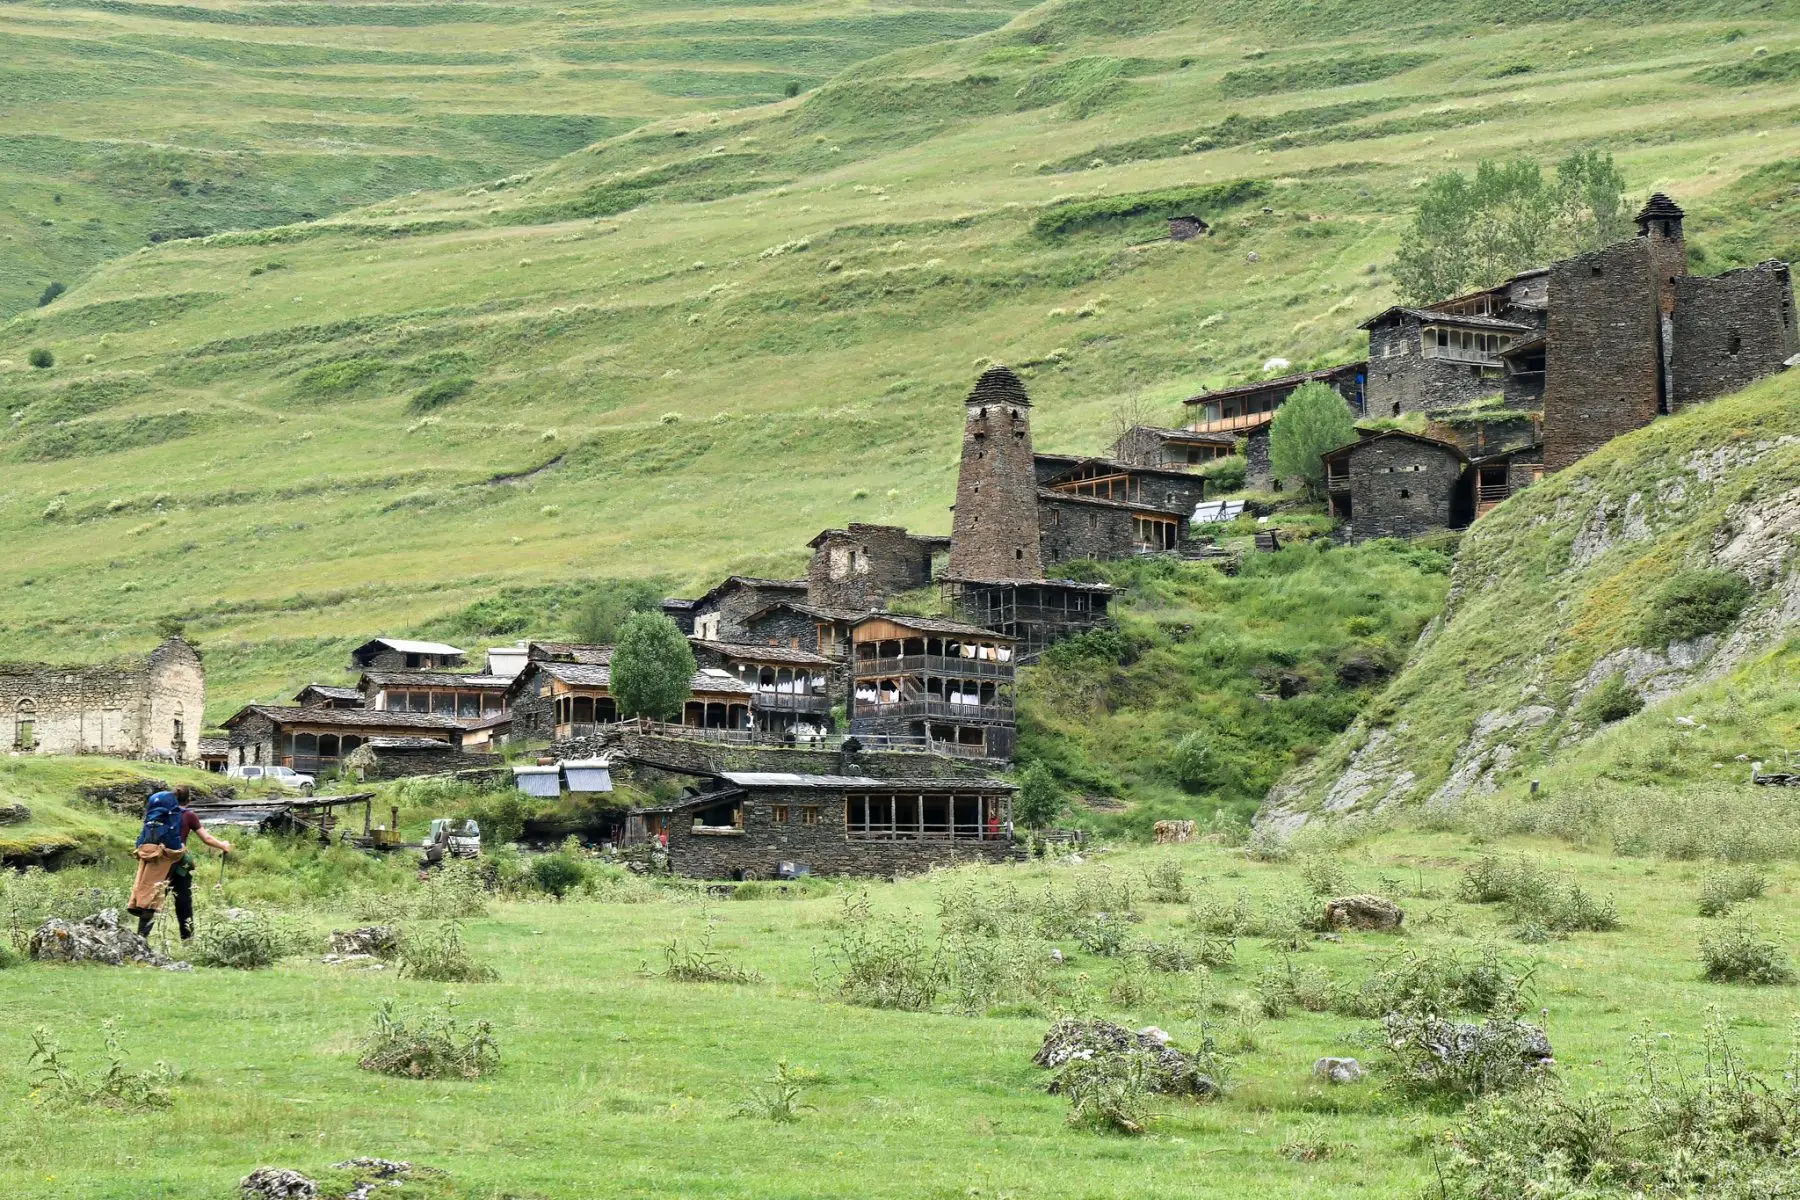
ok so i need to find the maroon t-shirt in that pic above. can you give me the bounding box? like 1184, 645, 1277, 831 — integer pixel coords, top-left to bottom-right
179, 809, 201, 841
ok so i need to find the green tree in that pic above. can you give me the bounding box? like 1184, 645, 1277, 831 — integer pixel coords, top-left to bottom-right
571, 579, 663, 645
609, 612, 695, 720
1013, 762, 1063, 829
1269, 382, 1355, 498
1393, 150, 1630, 302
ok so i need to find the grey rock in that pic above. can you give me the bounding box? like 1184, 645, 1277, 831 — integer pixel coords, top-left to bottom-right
1323, 894, 1404, 932
29, 909, 191, 971
1034, 1018, 1218, 1098
1313, 1056, 1363, 1084
241, 1168, 317, 1200
0, 801, 30, 825
328, 926, 397, 958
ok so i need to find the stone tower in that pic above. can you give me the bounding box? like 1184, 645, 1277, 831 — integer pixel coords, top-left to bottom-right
948, 365, 1043, 580
1637, 192, 1688, 409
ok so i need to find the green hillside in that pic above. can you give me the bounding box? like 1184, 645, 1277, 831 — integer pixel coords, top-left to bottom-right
1262, 368, 1800, 831
1, 0, 1798, 722
0, 0, 1031, 315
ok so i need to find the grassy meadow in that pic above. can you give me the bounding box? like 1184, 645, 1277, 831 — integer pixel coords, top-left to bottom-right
1, 0, 1797, 721
11, 774, 1800, 1197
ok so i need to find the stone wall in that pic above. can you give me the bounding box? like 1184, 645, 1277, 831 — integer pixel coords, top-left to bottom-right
1672, 261, 1798, 409
1366, 314, 1503, 417
695, 582, 807, 643
1342, 437, 1466, 542
227, 710, 279, 767
948, 366, 1044, 579
1542, 239, 1663, 472
507, 666, 559, 741
1242, 425, 1274, 490
743, 607, 834, 654
561, 728, 1007, 782
1039, 495, 1137, 565
806, 525, 937, 611
0, 637, 203, 761
661, 787, 1019, 879
346, 744, 474, 780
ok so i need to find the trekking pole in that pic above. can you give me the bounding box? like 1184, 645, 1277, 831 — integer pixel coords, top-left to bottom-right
218, 850, 229, 906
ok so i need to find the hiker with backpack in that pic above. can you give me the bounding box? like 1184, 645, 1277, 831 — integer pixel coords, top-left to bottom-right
127, 786, 231, 940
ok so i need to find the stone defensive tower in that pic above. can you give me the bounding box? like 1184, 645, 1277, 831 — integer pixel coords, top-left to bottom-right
1637, 193, 1688, 408
948, 365, 1043, 580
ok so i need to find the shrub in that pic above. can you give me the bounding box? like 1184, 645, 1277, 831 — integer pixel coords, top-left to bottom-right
357, 996, 499, 1080
1056, 1049, 1155, 1135
1379, 1005, 1550, 1098
528, 851, 588, 900
1013, 762, 1063, 828
407, 375, 474, 414
1699, 914, 1796, 984
398, 921, 497, 983
1636, 569, 1753, 647
1169, 730, 1218, 792
27, 1021, 176, 1109
1133, 939, 1197, 973
1142, 860, 1188, 904
188, 910, 291, 969
1299, 854, 1349, 897
1076, 912, 1130, 957
1199, 454, 1247, 493
828, 900, 946, 1011
1698, 865, 1768, 917
1031, 179, 1266, 239
1254, 957, 1338, 1017
28, 348, 54, 369
732, 1061, 815, 1122
657, 906, 760, 984
1341, 944, 1534, 1020
37, 281, 65, 307
945, 932, 1065, 1014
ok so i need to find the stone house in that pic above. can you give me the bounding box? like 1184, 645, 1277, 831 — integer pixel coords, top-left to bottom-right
357, 670, 511, 721
1360, 307, 1535, 418
198, 736, 230, 773
505, 652, 758, 742
294, 684, 362, 709
660, 598, 699, 635
848, 613, 1016, 760
805, 524, 948, 612
689, 639, 837, 737
1181, 363, 1367, 490
628, 770, 1018, 879
1323, 430, 1471, 541
1108, 425, 1237, 470
349, 638, 467, 671
678, 577, 810, 643
220, 704, 464, 777
1034, 453, 1203, 561
742, 601, 863, 659
0, 636, 204, 762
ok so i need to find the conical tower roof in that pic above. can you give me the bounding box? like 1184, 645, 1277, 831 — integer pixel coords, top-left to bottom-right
1635, 193, 1684, 225
966, 364, 1032, 407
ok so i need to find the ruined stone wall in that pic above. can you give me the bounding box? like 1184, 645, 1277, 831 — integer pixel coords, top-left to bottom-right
1344, 439, 1465, 542
1672, 262, 1798, 409
1366, 315, 1502, 416
662, 788, 1019, 879
806, 525, 935, 611
1542, 239, 1662, 473
948, 367, 1043, 579
1038, 495, 1137, 566
355, 747, 472, 780
0, 638, 203, 760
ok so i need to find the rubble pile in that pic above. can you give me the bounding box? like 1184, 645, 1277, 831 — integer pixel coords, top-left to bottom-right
1033, 1018, 1218, 1097
29, 909, 191, 971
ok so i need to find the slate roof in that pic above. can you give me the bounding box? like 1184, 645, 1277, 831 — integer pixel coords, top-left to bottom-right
526, 642, 613, 665
1035, 452, 1214, 484
1036, 488, 1190, 517
1357, 306, 1531, 332
851, 612, 1016, 641
359, 670, 512, 689
294, 684, 361, 703
354, 638, 466, 657
1182, 362, 1365, 405
1320, 429, 1469, 465
691, 639, 834, 667
525, 660, 757, 696
222, 705, 463, 732
691, 576, 808, 608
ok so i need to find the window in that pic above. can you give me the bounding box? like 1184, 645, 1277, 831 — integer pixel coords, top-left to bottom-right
14, 699, 35, 750
1399, 488, 1411, 499
405, 653, 422, 668
771, 805, 790, 824
800, 806, 820, 825
1728, 331, 1742, 356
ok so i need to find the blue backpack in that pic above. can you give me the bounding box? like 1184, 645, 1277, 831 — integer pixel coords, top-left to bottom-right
137, 790, 187, 851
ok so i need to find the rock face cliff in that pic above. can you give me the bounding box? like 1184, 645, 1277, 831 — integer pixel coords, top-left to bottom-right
1260, 369, 1800, 832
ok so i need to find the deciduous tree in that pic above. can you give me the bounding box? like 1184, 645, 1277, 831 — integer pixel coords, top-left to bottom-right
1268, 382, 1355, 498
609, 612, 695, 721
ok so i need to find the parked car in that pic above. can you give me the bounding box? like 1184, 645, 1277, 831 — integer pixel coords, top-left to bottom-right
226, 764, 316, 794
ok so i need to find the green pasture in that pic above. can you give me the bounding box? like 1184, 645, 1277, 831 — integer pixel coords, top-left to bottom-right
8, 799, 1800, 1197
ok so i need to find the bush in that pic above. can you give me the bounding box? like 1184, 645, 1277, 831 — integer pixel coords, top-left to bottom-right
1698, 865, 1768, 917
357, 996, 499, 1080
27, 1021, 177, 1109
1199, 454, 1247, 493
528, 851, 588, 900
1168, 730, 1218, 792
37, 281, 65, 307
657, 905, 760, 983
1379, 1005, 1551, 1098
1142, 860, 1188, 904
1636, 569, 1753, 647
1075, 912, 1130, 957
27, 348, 54, 369
1699, 913, 1796, 984
1013, 762, 1063, 828
1056, 1049, 1155, 1135
1340, 944, 1533, 1020
397, 921, 497, 983
407, 375, 474, 414
188, 911, 289, 969
1254, 957, 1338, 1017
1269, 382, 1356, 498
828, 898, 946, 1011
1299, 854, 1349, 897
732, 1061, 814, 1122
1133, 939, 1197, 973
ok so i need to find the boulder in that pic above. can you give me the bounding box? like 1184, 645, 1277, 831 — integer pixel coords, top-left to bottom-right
241, 1168, 317, 1200
1312, 1056, 1363, 1084
29, 909, 191, 971
1323, 894, 1404, 932
328, 927, 397, 958
1383, 1013, 1554, 1081
1033, 1018, 1218, 1098
0, 801, 29, 825
1153, 820, 1196, 844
